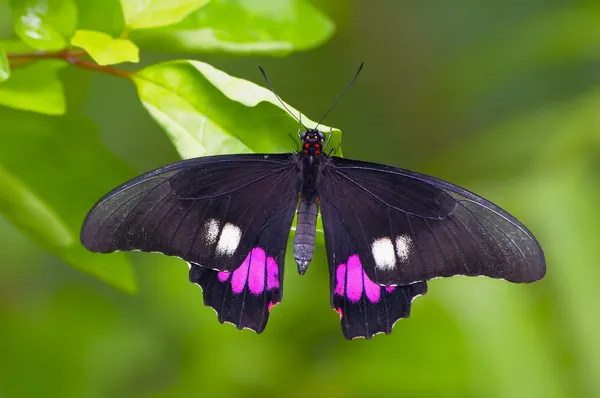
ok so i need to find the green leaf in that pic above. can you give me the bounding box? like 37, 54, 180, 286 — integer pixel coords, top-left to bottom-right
120, 0, 210, 30
131, 0, 335, 55
0, 107, 138, 293
0, 60, 66, 115
133, 60, 341, 159
9, 0, 78, 51
0, 45, 10, 82
71, 30, 139, 65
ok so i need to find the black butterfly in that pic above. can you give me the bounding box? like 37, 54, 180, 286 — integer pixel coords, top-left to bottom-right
81, 67, 545, 339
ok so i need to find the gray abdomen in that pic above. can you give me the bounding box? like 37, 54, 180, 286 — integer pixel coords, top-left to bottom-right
294, 197, 318, 275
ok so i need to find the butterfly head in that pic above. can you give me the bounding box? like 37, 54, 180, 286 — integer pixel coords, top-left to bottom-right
301, 129, 325, 156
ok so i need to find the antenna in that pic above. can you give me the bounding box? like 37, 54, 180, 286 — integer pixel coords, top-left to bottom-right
258, 66, 307, 130
315, 62, 363, 130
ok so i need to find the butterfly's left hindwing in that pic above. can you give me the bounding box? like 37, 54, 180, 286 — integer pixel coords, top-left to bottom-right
82, 154, 299, 331
321, 194, 427, 339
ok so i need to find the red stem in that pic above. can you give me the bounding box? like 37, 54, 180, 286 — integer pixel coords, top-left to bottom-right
6, 49, 133, 79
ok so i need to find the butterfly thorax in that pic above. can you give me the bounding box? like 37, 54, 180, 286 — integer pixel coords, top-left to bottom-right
301, 128, 325, 157
293, 129, 326, 274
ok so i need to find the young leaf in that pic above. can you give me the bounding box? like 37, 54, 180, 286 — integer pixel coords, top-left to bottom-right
71, 30, 139, 65
0, 107, 138, 293
0, 45, 10, 82
121, 0, 210, 30
131, 0, 335, 55
133, 60, 342, 159
0, 60, 66, 115
9, 0, 78, 51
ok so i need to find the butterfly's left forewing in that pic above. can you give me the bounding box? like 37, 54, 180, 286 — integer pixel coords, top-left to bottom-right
82, 154, 299, 331
319, 156, 546, 287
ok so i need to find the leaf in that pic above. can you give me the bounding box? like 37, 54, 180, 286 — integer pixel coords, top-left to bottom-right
0, 45, 10, 82
133, 60, 341, 159
0, 60, 66, 114
9, 0, 78, 51
120, 0, 210, 30
131, 0, 335, 55
71, 30, 139, 65
0, 107, 138, 293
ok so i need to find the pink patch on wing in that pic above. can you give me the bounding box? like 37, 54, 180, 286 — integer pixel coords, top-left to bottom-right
247, 248, 266, 295
346, 255, 363, 303
231, 259, 249, 294
223, 247, 281, 295
267, 257, 280, 290
385, 286, 396, 293
335, 307, 343, 319
218, 271, 231, 282
363, 272, 381, 303
333, 255, 384, 304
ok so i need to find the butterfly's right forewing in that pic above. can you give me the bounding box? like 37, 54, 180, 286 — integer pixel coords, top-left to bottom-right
81, 154, 299, 271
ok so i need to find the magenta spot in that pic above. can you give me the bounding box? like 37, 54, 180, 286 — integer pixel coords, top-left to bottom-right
268, 301, 279, 312
335, 307, 343, 319
334, 263, 346, 296
363, 271, 381, 303
335, 255, 385, 304
385, 286, 396, 293
346, 255, 363, 303
228, 248, 279, 295
247, 248, 266, 295
267, 257, 280, 290
231, 258, 249, 294
218, 271, 230, 282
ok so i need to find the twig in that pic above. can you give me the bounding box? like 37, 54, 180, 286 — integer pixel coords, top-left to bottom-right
6, 49, 133, 79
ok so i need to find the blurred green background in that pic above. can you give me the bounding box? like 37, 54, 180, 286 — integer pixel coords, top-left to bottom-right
1, 1, 599, 397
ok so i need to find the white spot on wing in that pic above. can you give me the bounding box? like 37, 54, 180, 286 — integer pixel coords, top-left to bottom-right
371, 237, 396, 270
203, 218, 220, 245
216, 223, 242, 256
395, 235, 412, 261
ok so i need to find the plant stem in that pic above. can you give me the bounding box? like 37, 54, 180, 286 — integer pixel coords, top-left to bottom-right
6, 49, 133, 79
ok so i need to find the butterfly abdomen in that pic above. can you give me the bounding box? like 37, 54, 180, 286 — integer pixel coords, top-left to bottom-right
294, 196, 318, 274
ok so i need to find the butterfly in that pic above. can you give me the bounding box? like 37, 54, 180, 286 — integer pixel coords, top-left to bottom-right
80, 66, 546, 339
